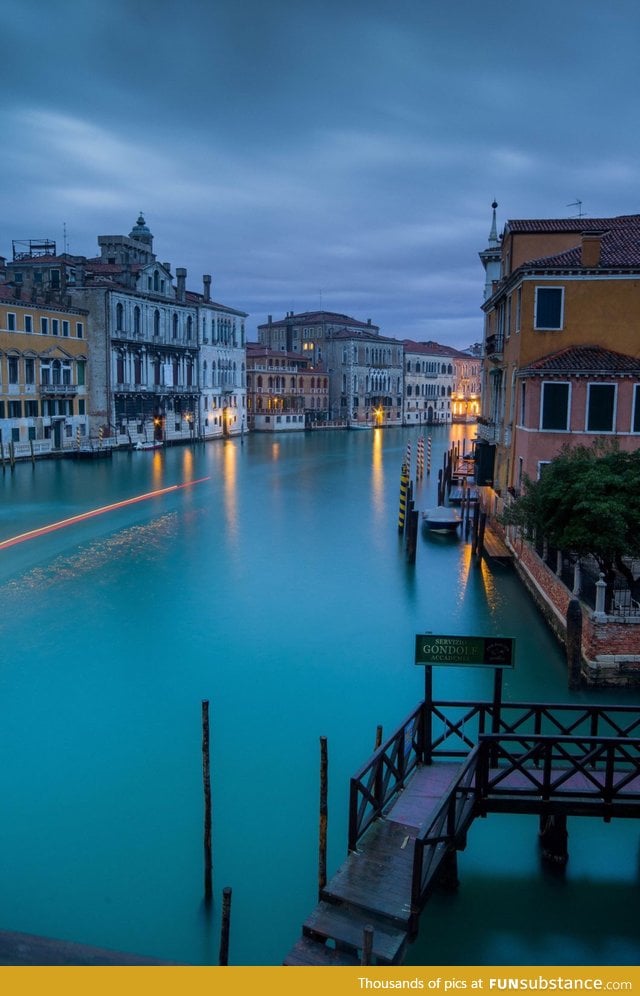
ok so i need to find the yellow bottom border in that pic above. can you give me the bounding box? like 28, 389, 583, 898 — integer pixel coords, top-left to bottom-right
2, 966, 640, 996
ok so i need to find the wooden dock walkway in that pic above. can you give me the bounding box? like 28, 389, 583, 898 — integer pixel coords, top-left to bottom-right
285, 764, 463, 966
481, 523, 512, 563
284, 699, 640, 966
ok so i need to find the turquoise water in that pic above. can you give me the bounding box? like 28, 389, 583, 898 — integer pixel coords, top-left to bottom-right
0, 426, 638, 966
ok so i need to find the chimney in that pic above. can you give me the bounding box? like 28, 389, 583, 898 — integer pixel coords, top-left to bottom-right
268, 314, 272, 324
176, 267, 186, 302
367, 318, 371, 325
203, 274, 211, 303
581, 232, 603, 268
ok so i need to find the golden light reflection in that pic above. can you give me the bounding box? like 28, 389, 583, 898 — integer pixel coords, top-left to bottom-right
371, 427, 385, 521
223, 440, 238, 539
182, 446, 194, 481
271, 441, 280, 461
152, 450, 163, 489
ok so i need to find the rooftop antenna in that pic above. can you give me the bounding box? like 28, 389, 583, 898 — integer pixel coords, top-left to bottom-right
63, 222, 68, 254
319, 288, 323, 312
567, 199, 584, 218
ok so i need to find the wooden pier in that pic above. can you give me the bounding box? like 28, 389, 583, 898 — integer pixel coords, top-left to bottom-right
285, 699, 640, 966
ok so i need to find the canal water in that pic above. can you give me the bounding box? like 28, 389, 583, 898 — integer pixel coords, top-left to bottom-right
0, 426, 638, 967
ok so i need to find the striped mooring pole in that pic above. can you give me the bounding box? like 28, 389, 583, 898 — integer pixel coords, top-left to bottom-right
397, 462, 410, 532
426, 436, 432, 475
416, 436, 424, 479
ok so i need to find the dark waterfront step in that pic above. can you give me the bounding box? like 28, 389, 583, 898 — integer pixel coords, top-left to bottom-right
303, 899, 408, 965
284, 935, 361, 966
0, 929, 175, 965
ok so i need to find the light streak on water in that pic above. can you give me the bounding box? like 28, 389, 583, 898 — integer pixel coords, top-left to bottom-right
0, 476, 210, 551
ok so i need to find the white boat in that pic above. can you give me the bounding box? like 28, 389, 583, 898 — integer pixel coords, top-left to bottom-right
135, 440, 162, 450
422, 506, 461, 532
349, 422, 373, 430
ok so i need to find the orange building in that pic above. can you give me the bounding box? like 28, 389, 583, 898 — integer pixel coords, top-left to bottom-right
479, 212, 640, 491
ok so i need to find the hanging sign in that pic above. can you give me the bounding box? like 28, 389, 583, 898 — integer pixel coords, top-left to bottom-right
415, 634, 515, 668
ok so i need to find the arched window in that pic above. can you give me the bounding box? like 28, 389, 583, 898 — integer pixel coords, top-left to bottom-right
153, 270, 159, 292
134, 306, 141, 335
154, 309, 160, 336
172, 313, 179, 339
187, 316, 193, 340
116, 302, 124, 329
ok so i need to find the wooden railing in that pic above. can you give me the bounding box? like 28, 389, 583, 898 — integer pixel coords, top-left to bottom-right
476, 733, 640, 812
348, 703, 424, 850
348, 700, 640, 849
410, 746, 480, 918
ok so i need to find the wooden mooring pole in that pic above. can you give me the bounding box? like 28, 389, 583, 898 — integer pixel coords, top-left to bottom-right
318, 736, 328, 899
361, 924, 374, 966
374, 724, 383, 750
202, 699, 213, 903
219, 886, 232, 965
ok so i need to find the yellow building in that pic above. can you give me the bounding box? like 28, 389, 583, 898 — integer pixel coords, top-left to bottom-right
0, 288, 89, 456
479, 212, 640, 491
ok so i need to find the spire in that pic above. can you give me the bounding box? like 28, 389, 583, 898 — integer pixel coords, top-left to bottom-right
488, 200, 499, 246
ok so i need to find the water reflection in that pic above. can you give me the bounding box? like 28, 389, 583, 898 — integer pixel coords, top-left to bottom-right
371, 427, 385, 526
223, 440, 238, 540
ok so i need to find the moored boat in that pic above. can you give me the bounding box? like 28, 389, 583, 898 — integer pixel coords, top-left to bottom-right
422, 506, 461, 532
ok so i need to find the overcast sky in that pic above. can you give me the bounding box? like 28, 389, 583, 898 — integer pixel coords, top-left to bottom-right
2, 0, 639, 348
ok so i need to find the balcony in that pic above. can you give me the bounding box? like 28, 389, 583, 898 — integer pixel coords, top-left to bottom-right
40, 383, 78, 397
484, 334, 504, 359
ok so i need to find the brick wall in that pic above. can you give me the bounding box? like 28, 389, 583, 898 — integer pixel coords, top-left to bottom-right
505, 531, 640, 687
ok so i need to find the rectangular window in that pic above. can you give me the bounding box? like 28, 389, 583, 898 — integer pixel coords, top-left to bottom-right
7, 312, 16, 331
62, 320, 70, 337
26, 401, 38, 417
515, 287, 522, 332
9, 401, 22, 418
541, 382, 569, 430
40, 317, 49, 335
79, 399, 86, 415
52, 319, 59, 335
633, 385, 640, 433
77, 360, 86, 386
24, 315, 33, 333
76, 321, 84, 338
587, 384, 616, 432
534, 287, 564, 330
25, 358, 35, 384
8, 357, 19, 384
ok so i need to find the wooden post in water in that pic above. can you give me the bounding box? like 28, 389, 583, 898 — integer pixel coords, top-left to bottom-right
0, 429, 5, 469
219, 886, 232, 965
361, 925, 374, 966
9, 440, 15, 469
405, 505, 418, 565
566, 598, 583, 690
539, 815, 568, 866
471, 500, 480, 554
201, 699, 213, 903
374, 725, 383, 750
476, 509, 487, 563
29, 439, 35, 465
318, 736, 328, 899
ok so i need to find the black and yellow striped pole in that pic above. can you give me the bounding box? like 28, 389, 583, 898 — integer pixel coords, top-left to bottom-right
398, 462, 410, 532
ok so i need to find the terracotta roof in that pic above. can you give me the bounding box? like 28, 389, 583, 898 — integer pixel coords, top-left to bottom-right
519, 345, 640, 377
258, 310, 378, 330
402, 339, 471, 358
507, 214, 640, 234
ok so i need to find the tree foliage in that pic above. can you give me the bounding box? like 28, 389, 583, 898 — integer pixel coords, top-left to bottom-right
502, 444, 640, 578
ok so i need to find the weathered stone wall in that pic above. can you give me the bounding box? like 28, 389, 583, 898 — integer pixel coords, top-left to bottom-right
504, 530, 640, 687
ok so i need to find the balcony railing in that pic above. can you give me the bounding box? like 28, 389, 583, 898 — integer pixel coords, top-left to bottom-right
485, 334, 504, 357
40, 383, 78, 396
